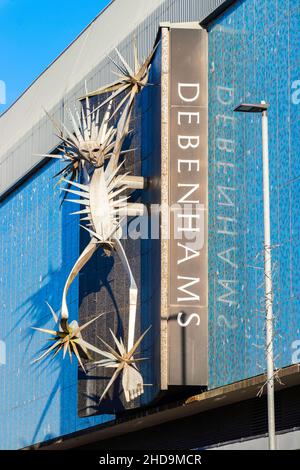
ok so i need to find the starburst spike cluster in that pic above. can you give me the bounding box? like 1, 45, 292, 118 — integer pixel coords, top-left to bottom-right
32, 305, 105, 373
34, 40, 158, 405
83, 41, 158, 117
91, 326, 151, 403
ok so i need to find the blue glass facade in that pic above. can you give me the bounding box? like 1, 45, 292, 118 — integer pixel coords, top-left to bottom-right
0, 161, 113, 449
208, 0, 300, 388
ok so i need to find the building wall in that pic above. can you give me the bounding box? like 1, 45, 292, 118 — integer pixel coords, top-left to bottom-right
0, 0, 230, 450
1, 0, 299, 450
208, 0, 300, 387
0, 160, 114, 449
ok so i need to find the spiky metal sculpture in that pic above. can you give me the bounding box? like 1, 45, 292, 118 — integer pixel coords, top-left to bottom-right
84, 42, 157, 117
83, 41, 158, 169
32, 304, 104, 373
33, 42, 157, 404
93, 327, 151, 403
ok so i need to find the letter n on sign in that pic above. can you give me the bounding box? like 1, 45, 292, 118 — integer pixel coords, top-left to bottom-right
160, 25, 208, 387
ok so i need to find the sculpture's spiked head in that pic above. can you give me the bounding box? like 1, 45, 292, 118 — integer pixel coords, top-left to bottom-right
78, 140, 104, 168
42, 97, 115, 172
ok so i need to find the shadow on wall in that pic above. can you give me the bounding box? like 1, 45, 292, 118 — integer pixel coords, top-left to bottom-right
0, 159, 112, 449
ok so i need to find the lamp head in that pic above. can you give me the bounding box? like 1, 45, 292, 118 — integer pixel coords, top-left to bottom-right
234, 102, 269, 113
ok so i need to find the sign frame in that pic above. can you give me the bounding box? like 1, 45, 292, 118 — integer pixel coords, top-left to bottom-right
160, 24, 208, 388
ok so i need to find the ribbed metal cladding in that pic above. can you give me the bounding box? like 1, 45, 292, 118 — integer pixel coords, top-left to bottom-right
0, 0, 232, 198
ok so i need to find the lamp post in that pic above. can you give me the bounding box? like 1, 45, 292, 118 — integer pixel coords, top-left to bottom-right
234, 101, 276, 450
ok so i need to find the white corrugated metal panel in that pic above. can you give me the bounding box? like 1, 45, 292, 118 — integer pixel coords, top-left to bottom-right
206, 429, 300, 450
0, 0, 232, 197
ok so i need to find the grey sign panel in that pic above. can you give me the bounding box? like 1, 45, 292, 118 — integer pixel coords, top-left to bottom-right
168, 27, 208, 386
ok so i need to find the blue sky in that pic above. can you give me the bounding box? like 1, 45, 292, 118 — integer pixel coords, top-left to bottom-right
0, 0, 110, 112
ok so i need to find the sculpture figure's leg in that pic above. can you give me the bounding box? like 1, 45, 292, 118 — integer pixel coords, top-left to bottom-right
61, 237, 99, 328
33, 236, 105, 367
114, 237, 137, 352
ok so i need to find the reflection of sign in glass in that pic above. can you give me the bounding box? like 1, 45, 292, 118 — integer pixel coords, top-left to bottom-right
0, 80, 6, 105
167, 27, 208, 386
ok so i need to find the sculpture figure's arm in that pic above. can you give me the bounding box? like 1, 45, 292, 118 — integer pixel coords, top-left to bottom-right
61, 238, 99, 327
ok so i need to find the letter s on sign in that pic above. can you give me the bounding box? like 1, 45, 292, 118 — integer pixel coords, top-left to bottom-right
177, 312, 200, 327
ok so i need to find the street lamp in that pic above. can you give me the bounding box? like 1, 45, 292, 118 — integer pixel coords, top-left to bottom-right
234, 101, 276, 450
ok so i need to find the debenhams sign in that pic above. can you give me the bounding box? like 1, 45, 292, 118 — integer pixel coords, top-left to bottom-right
162, 26, 208, 387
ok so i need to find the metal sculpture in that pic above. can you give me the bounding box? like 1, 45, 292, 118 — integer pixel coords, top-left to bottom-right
94, 326, 151, 403
32, 304, 104, 373
33, 42, 156, 404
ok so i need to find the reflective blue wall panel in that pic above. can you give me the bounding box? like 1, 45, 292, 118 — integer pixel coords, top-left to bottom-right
0, 161, 113, 449
208, 0, 300, 388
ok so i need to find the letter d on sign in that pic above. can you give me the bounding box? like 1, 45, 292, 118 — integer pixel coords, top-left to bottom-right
178, 83, 200, 102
